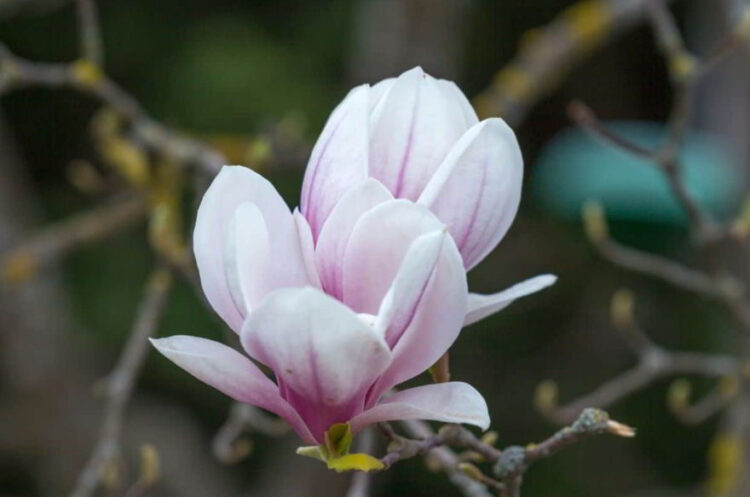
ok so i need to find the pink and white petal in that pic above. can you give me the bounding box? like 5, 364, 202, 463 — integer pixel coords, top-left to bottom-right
314, 179, 392, 299
464, 274, 557, 327
300, 85, 370, 238
368, 77, 395, 113
292, 209, 322, 290
418, 118, 523, 270
150, 335, 315, 444
225, 202, 270, 314
435, 79, 479, 129
368, 67, 475, 201
368, 232, 467, 400
241, 287, 391, 409
350, 382, 490, 433
374, 229, 447, 348
340, 199, 444, 314
193, 166, 296, 332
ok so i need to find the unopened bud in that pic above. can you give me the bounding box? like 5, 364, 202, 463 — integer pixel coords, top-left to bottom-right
582, 200, 608, 244
458, 462, 485, 481
139, 444, 160, 486
610, 289, 635, 330
667, 379, 691, 413
534, 380, 559, 413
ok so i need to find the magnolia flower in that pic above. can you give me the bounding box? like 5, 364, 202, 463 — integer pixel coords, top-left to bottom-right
151, 69, 556, 453
302, 66, 555, 326
152, 166, 489, 446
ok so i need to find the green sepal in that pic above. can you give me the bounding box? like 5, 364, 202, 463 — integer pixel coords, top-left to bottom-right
324, 422, 353, 457
296, 423, 384, 473
326, 453, 385, 473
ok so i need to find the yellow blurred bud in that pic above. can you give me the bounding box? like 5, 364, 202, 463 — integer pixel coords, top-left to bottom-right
139, 444, 160, 487
667, 379, 691, 413
534, 380, 559, 413
3, 251, 37, 284
610, 288, 635, 331
458, 462, 484, 482
71, 59, 104, 88
707, 433, 742, 496
582, 200, 608, 244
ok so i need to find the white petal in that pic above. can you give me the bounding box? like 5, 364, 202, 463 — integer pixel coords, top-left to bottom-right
368, 67, 475, 201
340, 199, 444, 314
418, 118, 523, 270
292, 209, 322, 290
193, 166, 308, 332
350, 382, 490, 432
150, 336, 315, 443
241, 288, 391, 409
374, 229, 448, 347
436, 79, 479, 129
368, 229, 467, 400
464, 274, 557, 327
300, 85, 370, 238
225, 202, 270, 314
314, 178, 393, 299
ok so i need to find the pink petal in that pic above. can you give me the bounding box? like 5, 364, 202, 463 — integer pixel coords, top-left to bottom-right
300, 85, 370, 238
464, 274, 557, 327
314, 179, 393, 299
368, 67, 476, 201
374, 229, 449, 348
193, 166, 308, 332
150, 336, 315, 444
368, 228, 467, 400
435, 79, 479, 129
225, 202, 270, 314
241, 288, 392, 440
340, 199, 444, 314
418, 118, 523, 270
350, 382, 490, 433
292, 209, 322, 290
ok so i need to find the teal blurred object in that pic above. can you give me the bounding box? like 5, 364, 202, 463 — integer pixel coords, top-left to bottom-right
531, 122, 744, 225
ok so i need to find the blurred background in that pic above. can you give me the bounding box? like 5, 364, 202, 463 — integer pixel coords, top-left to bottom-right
1, 0, 749, 496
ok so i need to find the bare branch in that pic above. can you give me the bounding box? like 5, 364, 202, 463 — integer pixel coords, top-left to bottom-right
345, 428, 377, 497
474, 0, 676, 125
1, 194, 146, 284
0, 44, 225, 175
538, 291, 740, 425
70, 266, 173, 497
74, 0, 103, 66
212, 403, 289, 464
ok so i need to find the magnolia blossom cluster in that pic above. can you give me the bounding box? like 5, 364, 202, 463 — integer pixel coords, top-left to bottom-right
152, 67, 555, 449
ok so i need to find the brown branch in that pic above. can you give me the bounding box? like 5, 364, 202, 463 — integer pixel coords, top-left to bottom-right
69, 266, 173, 497
1, 194, 147, 284
345, 428, 377, 497
493, 409, 634, 497
0, 44, 225, 175
398, 420, 494, 497
581, 202, 750, 330
538, 290, 741, 425
384, 410, 632, 497
74, 0, 103, 66
474, 0, 676, 125
212, 403, 289, 464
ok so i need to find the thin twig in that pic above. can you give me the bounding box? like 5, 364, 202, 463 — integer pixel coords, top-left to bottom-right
345, 428, 377, 497
539, 291, 740, 425
474, 0, 676, 124
212, 403, 289, 464
1, 194, 147, 284
74, 0, 103, 66
387, 410, 633, 497
69, 266, 173, 497
0, 44, 225, 175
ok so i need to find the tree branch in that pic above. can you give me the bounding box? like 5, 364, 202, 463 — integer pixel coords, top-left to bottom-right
69, 266, 173, 497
